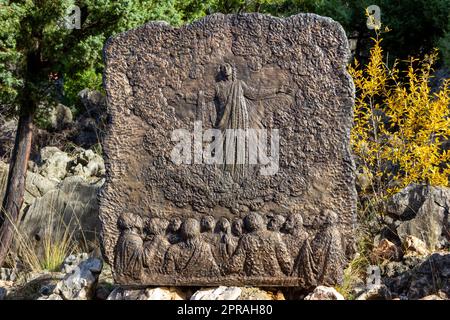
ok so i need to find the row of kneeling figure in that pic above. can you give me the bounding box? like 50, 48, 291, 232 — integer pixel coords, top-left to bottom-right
114, 210, 346, 285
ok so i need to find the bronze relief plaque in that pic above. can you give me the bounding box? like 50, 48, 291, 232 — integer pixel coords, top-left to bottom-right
101, 13, 356, 287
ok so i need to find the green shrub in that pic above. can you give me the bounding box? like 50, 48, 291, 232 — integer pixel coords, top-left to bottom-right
63, 69, 103, 110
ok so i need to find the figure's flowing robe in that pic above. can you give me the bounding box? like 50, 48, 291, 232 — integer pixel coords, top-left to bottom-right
114, 230, 144, 279
216, 233, 237, 265
311, 226, 346, 285
215, 80, 250, 180
143, 235, 170, 273
292, 239, 318, 288
164, 238, 220, 277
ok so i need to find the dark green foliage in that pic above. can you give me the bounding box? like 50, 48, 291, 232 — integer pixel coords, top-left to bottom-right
439, 23, 450, 66
372, 0, 450, 62
0, 0, 212, 118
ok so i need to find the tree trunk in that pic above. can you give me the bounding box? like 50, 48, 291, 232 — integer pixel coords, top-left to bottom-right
0, 112, 34, 267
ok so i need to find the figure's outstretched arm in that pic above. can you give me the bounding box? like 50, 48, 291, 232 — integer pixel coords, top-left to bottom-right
242, 81, 292, 100
177, 92, 197, 104
178, 87, 216, 106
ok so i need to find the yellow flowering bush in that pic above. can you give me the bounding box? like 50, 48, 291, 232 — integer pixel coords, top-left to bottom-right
349, 38, 450, 197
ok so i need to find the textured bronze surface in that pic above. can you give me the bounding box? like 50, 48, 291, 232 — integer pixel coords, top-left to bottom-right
101, 13, 356, 287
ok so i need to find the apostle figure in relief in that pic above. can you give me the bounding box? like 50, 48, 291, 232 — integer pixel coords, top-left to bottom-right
143, 217, 170, 273
310, 210, 346, 286
114, 212, 145, 280
163, 218, 220, 277
223, 212, 292, 277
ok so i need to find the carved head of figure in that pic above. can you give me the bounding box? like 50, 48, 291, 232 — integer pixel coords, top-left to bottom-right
168, 217, 183, 234
231, 219, 244, 237
267, 214, 286, 232
218, 62, 235, 81
200, 215, 215, 233
117, 212, 143, 233
282, 213, 303, 235
323, 209, 338, 225
145, 217, 169, 237
180, 218, 201, 241
244, 212, 265, 233
215, 217, 231, 234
